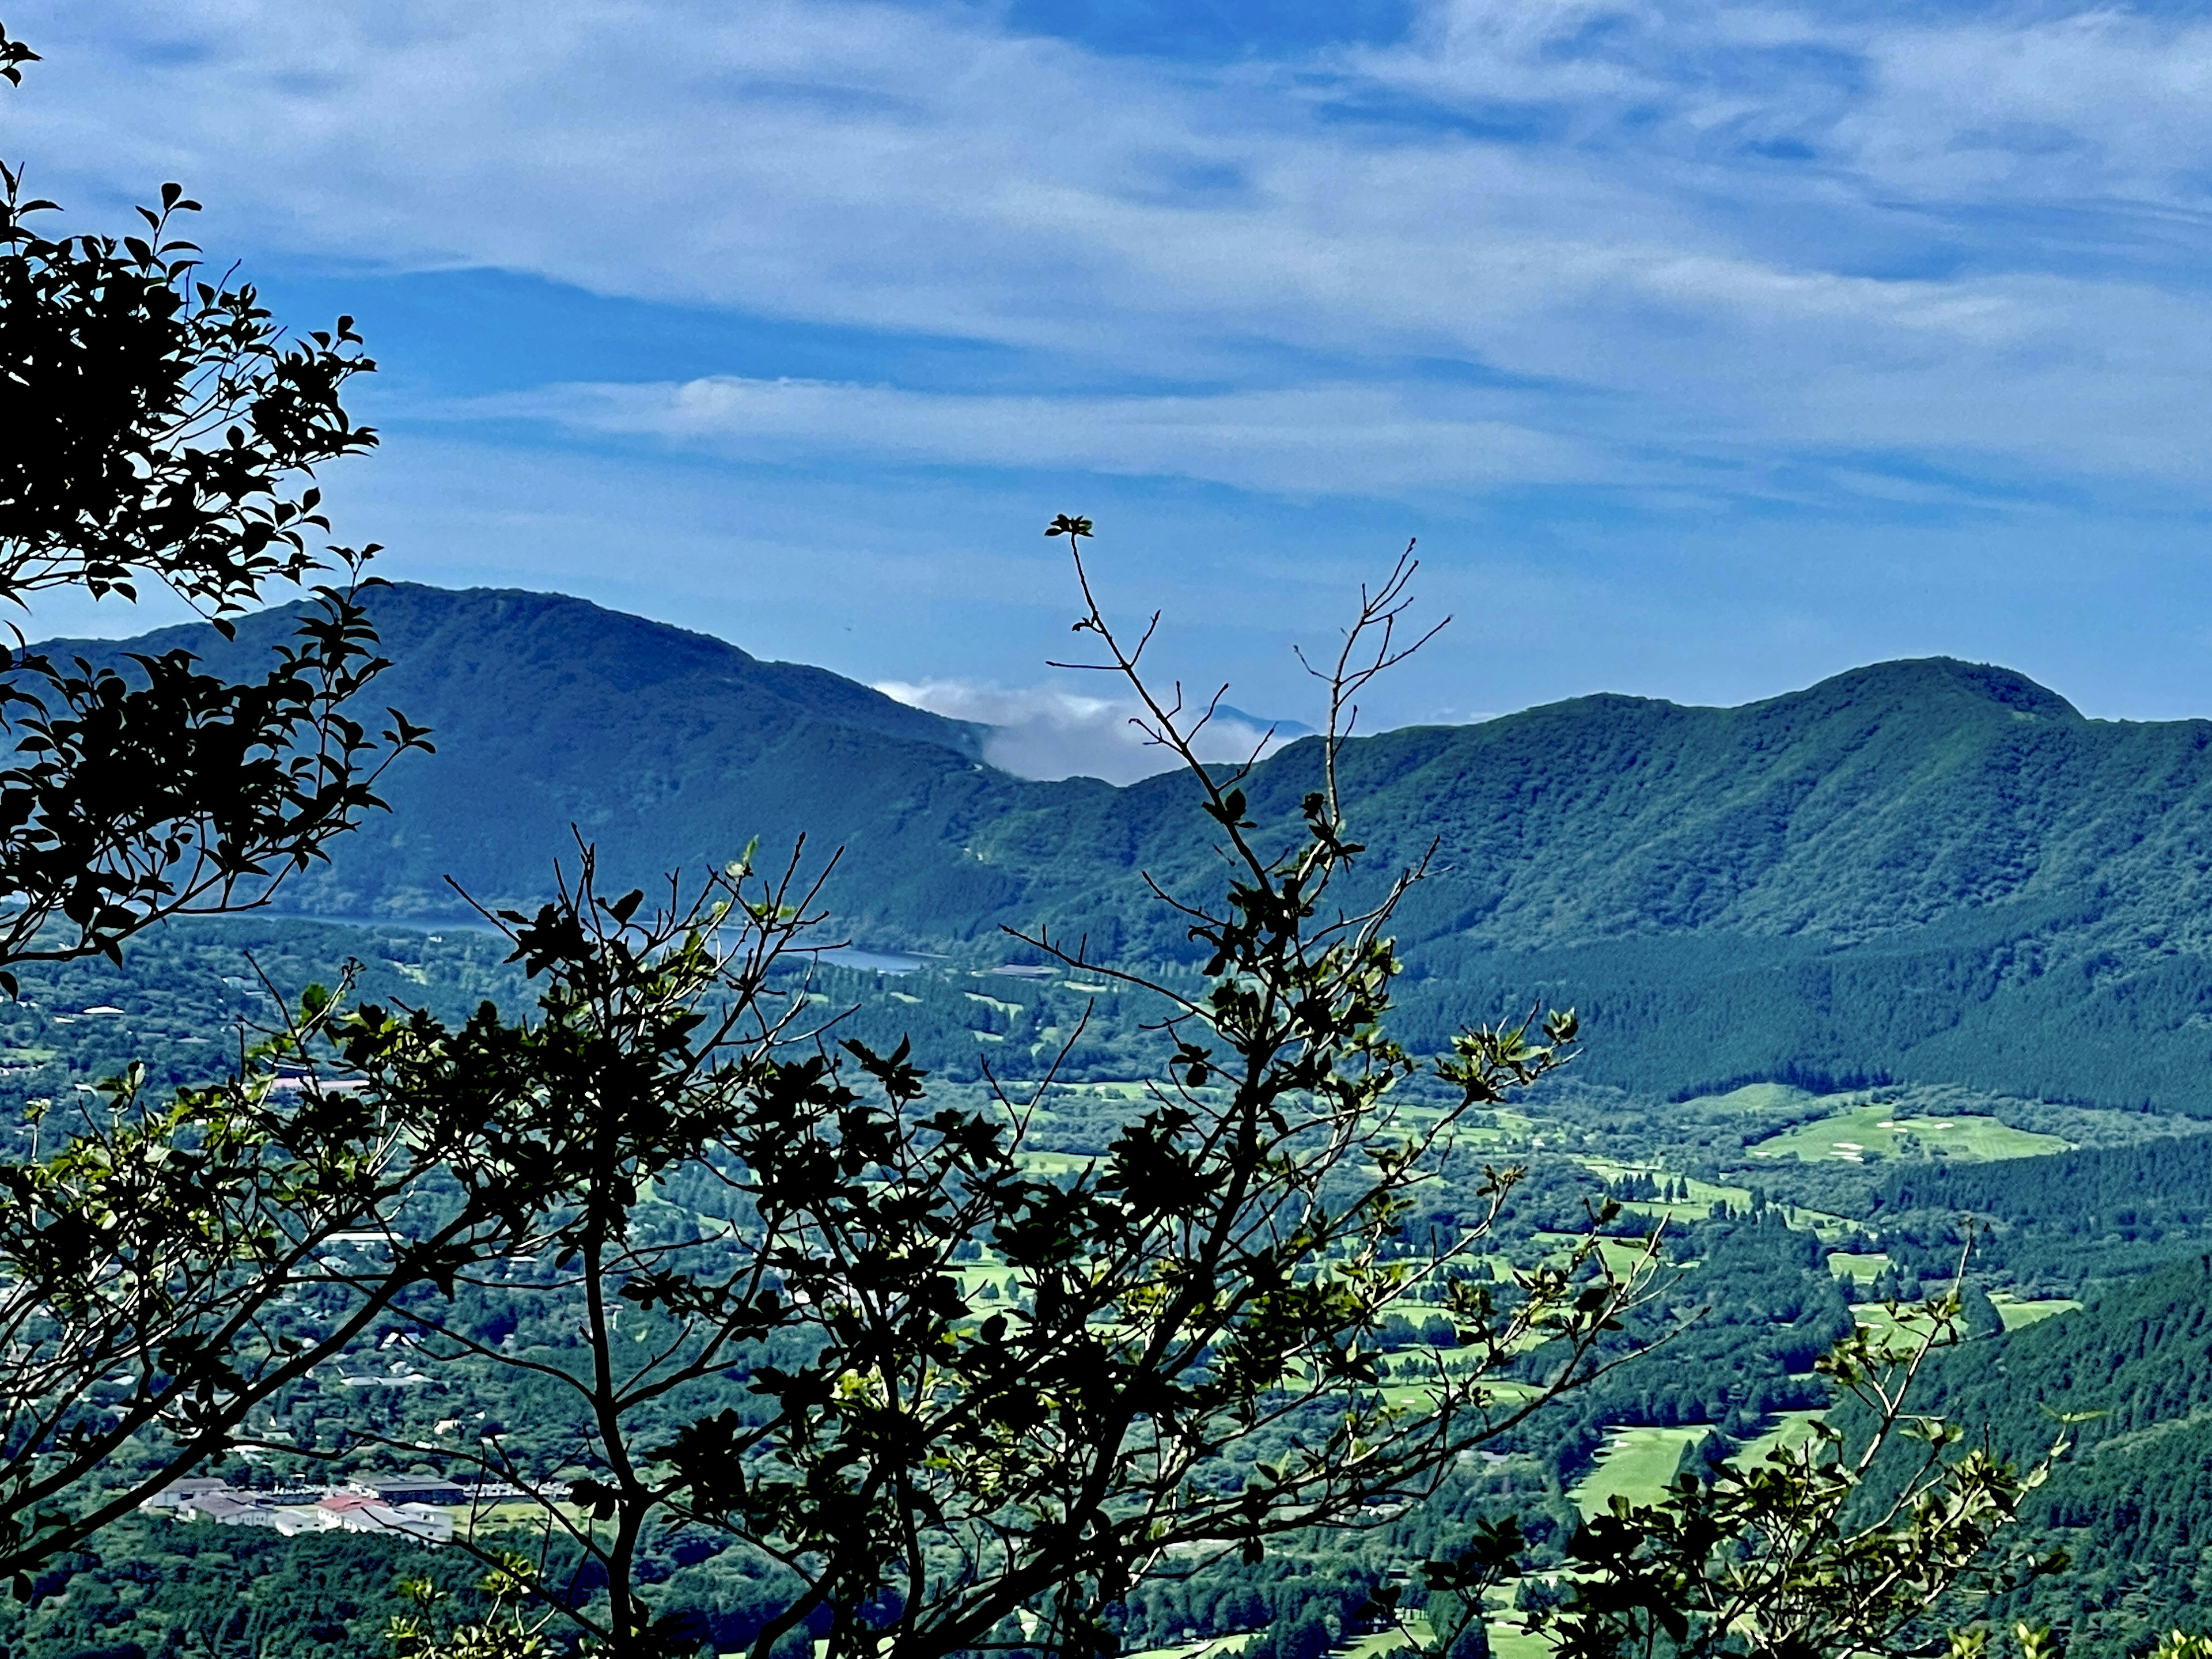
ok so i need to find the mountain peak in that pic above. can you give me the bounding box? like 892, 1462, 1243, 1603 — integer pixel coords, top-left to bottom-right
1791, 657, 2081, 721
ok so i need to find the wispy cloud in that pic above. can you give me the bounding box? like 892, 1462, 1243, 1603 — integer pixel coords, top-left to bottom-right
13, 0, 2212, 501
479, 377, 1593, 497
874, 680, 1305, 784
1357, 0, 2212, 211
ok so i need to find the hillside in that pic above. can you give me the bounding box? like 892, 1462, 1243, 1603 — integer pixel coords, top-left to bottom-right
40, 583, 1029, 923
1858, 1257, 2212, 1647
54, 584, 2212, 1112
1870, 1137, 2212, 1290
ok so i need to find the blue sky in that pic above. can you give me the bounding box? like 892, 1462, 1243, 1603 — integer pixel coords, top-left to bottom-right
12, 0, 2212, 775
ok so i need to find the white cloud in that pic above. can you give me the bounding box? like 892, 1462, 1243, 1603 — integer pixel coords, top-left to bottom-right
9, 0, 2212, 495
874, 680, 1306, 784
478, 377, 1593, 496
1841, 12, 2212, 202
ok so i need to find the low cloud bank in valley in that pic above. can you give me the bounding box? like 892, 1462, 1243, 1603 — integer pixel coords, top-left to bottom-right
876, 681, 1311, 785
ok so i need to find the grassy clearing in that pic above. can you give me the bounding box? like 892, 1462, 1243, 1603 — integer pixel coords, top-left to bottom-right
1596, 1237, 1657, 1275
1570, 1426, 1711, 1518
1531, 1233, 1663, 1277
1677, 1082, 1819, 1115
1343, 1630, 1418, 1659
1736, 1408, 1824, 1466
468, 1499, 594, 1531
1615, 1197, 1713, 1227
1749, 1103, 2065, 1165
1119, 1637, 1257, 1659
1017, 1150, 1094, 1176
1486, 1623, 1556, 1659
1991, 1294, 2082, 1330
1067, 1080, 1152, 1101
1849, 1300, 1955, 1350
1576, 1158, 1753, 1223
1827, 1251, 1890, 1280
955, 1262, 1020, 1300
1376, 1351, 1546, 1414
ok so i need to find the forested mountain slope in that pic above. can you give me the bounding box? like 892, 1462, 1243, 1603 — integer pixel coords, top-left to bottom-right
41, 582, 1020, 923
1865, 1258, 2212, 1646
58, 584, 2212, 1111
1872, 1137, 2212, 1289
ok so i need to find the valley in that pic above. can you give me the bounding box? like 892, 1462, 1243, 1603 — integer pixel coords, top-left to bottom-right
13, 588, 2212, 1657
6, 907, 2208, 1655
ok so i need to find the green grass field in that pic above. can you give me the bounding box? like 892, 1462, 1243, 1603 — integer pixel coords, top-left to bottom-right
1748, 1104, 2065, 1165
1827, 1250, 1891, 1279
1377, 1355, 1546, 1414
1342, 1630, 1418, 1659
1017, 1149, 1094, 1176
1067, 1080, 1152, 1101
1679, 1082, 1820, 1115
1118, 1636, 1257, 1659
1736, 1408, 1824, 1466
956, 1262, 1021, 1301
1569, 1426, 1711, 1518
1581, 1157, 1755, 1225
469, 1498, 593, 1531
1586, 1236, 1657, 1275
1849, 1299, 1956, 1350
1486, 1622, 1556, 1659
1530, 1233, 1664, 1277
1991, 1294, 2082, 1330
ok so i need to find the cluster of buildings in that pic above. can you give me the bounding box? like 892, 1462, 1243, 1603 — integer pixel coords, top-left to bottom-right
141, 1474, 554, 1547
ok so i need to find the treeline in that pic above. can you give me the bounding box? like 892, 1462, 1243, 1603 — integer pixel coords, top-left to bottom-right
0, 1522, 483, 1659
1870, 1135, 2212, 1294
0, 1516, 838, 1659
38, 903, 2212, 1162
1392, 914, 2212, 1119
0, 917, 529, 1143
1510, 1209, 1853, 1478
777, 958, 1195, 1088
1876, 1133, 2212, 1226
0, 918, 1203, 1144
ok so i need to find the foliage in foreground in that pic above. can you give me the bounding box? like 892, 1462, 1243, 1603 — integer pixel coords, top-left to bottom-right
0, 21, 426, 981
1361, 1277, 2066, 1659
332, 532, 1649, 1658
0, 17, 430, 1588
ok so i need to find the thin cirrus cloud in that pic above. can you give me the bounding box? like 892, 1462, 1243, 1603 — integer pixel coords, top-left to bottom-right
1351, 2, 2212, 211
474, 377, 1594, 498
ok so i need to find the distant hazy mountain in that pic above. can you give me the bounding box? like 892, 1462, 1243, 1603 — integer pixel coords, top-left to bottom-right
51, 585, 2212, 1112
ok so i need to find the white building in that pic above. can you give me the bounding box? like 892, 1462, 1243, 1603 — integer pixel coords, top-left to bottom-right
138, 1477, 227, 1512
340, 1503, 454, 1545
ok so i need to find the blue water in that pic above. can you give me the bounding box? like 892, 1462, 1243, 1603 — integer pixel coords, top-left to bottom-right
815, 946, 933, 975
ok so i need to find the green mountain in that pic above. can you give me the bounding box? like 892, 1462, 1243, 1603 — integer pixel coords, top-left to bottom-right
56, 584, 2212, 1113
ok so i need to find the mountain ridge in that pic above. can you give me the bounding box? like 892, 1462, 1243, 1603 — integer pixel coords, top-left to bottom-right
43, 583, 2212, 1111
